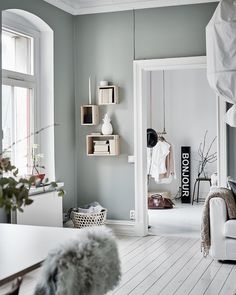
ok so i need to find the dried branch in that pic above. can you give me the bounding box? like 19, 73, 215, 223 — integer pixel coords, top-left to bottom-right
1, 123, 59, 157
198, 130, 217, 177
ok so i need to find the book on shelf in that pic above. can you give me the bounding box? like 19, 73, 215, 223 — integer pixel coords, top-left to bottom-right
94, 144, 109, 152
93, 140, 108, 145
109, 139, 116, 154
99, 88, 114, 104
93, 151, 110, 155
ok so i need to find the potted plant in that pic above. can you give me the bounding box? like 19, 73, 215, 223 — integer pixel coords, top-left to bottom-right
0, 156, 64, 213
0, 124, 65, 213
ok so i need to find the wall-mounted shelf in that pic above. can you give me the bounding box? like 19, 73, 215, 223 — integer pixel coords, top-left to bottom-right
81, 105, 99, 125
98, 85, 118, 105
86, 135, 120, 156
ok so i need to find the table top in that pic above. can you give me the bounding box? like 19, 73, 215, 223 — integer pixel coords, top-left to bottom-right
0, 223, 79, 286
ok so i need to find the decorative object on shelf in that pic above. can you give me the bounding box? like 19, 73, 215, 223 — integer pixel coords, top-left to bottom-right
197, 130, 217, 178
81, 76, 99, 125
94, 140, 110, 155
100, 80, 108, 87
101, 113, 113, 135
86, 135, 120, 156
98, 84, 118, 105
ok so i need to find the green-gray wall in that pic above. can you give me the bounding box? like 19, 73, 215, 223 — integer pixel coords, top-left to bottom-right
1, 1, 232, 221
75, 3, 218, 220
0, 0, 76, 211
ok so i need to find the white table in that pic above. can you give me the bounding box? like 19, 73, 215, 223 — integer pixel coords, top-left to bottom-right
0, 223, 78, 286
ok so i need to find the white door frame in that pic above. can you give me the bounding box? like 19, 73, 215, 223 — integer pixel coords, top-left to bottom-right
133, 56, 227, 236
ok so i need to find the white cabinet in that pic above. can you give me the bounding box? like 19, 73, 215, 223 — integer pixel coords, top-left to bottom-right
16, 191, 63, 227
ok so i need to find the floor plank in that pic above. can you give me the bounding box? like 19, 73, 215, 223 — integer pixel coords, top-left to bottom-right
138, 239, 200, 295
203, 263, 234, 295
135, 239, 197, 295
112, 237, 187, 294
173, 256, 214, 295
158, 247, 204, 295
218, 265, 236, 295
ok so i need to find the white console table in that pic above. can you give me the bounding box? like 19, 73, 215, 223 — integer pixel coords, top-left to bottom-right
16, 188, 63, 227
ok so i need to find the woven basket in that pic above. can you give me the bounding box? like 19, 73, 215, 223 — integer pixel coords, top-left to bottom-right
71, 209, 107, 228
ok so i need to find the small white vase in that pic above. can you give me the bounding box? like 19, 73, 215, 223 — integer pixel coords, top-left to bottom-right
101, 113, 113, 135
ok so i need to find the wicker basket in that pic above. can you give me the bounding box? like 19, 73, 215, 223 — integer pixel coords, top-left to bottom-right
71, 209, 107, 228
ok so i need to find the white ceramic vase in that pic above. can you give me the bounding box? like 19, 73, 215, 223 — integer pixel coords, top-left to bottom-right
101, 113, 113, 135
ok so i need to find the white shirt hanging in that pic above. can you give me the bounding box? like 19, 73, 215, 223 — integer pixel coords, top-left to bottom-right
149, 141, 170, 182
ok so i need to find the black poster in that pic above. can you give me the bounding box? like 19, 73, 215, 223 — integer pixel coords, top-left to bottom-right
181, 146, 191, 203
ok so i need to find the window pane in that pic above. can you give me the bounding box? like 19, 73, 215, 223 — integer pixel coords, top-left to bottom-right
2, 85, 13, 159
2, 85, 34, 176
2, 29, 33, 75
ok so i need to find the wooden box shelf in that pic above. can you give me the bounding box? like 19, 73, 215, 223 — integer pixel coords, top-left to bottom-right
86, 135, 120, 156
81, 105, 99, 125
98, 85, 118, 105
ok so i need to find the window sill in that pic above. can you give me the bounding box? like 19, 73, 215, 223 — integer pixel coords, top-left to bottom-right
29, 182, 64, 196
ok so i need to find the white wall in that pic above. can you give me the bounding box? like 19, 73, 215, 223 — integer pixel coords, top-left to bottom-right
148, 68, 217, 199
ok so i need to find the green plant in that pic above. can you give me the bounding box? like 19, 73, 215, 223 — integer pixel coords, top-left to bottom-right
0, 157, 65, 213
0, 124, 65, 213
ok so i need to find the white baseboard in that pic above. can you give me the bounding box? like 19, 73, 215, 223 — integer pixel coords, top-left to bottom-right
106, 219, 136, 236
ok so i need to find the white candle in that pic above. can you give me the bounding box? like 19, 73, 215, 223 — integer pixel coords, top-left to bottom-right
89, 76, 92, 105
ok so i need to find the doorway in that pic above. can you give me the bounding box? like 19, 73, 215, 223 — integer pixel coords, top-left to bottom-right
133, 56, 227, 236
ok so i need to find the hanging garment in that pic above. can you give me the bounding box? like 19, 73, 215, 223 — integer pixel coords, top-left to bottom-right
158, 144, 176, 184
206, 0, 236, 126
148, 141, 170, 182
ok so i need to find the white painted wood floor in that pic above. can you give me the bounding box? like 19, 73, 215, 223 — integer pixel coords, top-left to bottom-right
1, 235, 236, 295
148, 202, 203, 238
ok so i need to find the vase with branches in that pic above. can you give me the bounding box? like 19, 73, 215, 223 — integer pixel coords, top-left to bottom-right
31, 144, 45, 183
197, 130, 217, 178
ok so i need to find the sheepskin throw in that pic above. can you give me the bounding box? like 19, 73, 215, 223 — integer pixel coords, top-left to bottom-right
201, 187, 236, 257
34, 226, 121, 295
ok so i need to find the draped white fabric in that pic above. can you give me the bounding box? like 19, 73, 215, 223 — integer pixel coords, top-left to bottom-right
206, 0, 236, 127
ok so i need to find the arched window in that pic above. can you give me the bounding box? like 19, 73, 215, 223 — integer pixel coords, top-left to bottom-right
1, 10, 55, 180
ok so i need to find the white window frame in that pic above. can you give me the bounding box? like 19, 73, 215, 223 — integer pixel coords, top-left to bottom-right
2, 12, 41, 172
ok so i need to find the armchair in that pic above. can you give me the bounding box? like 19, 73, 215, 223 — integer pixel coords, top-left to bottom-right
209, 198, 236, 260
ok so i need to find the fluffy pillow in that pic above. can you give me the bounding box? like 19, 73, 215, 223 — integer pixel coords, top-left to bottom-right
228, 178, 236, 202
34, 226, 121, 295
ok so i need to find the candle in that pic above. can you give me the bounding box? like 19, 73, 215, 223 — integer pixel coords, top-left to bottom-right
89, 76, 92, 105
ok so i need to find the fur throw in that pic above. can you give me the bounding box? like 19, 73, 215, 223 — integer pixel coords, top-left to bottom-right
34, 226, 121, 295
201, 187, 236, 257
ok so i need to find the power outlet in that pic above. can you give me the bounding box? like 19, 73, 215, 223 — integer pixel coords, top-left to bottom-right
130, 210, 135, 220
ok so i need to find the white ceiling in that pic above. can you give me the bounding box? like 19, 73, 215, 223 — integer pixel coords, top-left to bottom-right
43, 0, 218, 15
